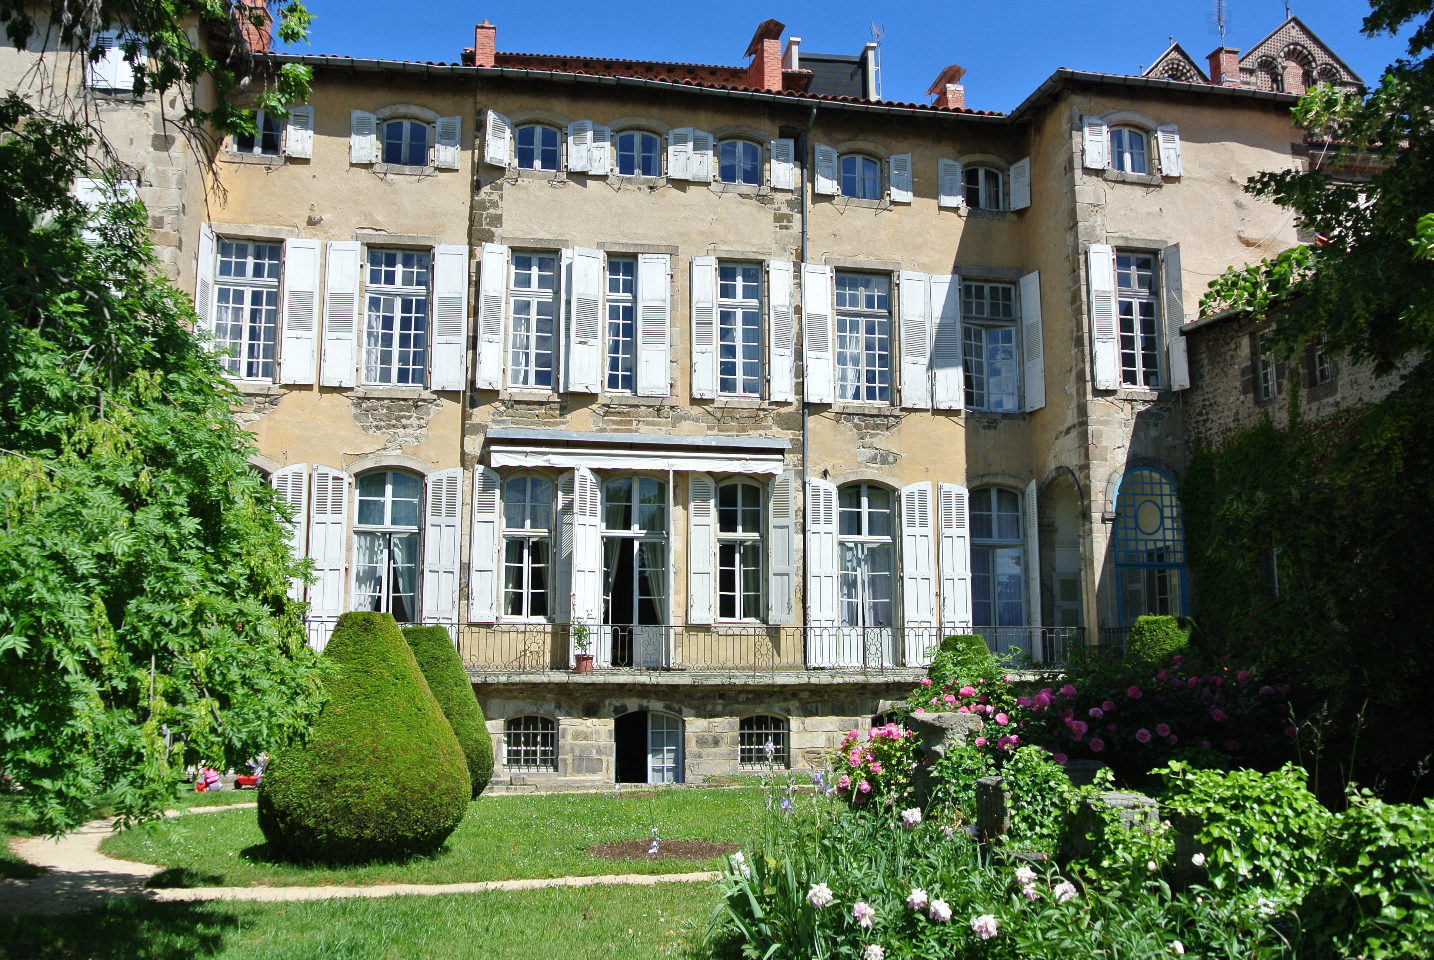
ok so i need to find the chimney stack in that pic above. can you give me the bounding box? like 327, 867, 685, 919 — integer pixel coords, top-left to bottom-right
474, 20, 496, 68
926, 64, 968, 111
744, 19, 785, 91
1207, 46, 1241, 86
236, 0, 272, 53
782, 36, 801, 71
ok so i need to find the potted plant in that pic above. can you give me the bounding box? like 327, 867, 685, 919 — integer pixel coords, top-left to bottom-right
572, 623, 594, 674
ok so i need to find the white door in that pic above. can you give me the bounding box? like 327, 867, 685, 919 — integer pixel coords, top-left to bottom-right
648, 712, 682, 784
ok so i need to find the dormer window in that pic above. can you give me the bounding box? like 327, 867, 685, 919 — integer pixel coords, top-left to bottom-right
1110, 126, 1148, 174
839, 155, 881, 199
516, 124, 560, 171
382, 119, 431, 167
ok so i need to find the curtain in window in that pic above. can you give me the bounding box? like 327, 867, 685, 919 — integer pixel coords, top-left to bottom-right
638, 541, 667, 624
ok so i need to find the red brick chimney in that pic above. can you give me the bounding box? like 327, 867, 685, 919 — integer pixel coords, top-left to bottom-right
236, 0, 272, 53
744, 19, 785, 91
474, 20, 496, 68
926, 64, 967, 110
1207, 46, 1241, 86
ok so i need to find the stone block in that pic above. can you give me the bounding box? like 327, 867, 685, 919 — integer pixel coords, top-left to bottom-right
907, 711, 983, 764
1062, 792, 1161, 862
802, 717, 843, 733
571, 757, 606, 775
1171, 812, 1210, 887
975, 776, 1012, 840
1063, 759, 1109, 787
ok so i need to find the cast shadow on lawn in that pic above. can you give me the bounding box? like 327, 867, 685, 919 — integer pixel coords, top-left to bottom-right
235, 840, 455, 871
0, 900, 239, 960
144, 867, 226, 889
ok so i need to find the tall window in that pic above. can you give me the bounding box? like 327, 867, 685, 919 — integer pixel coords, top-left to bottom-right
1254, 330, 1280, 401
838, 483, 894, 628
503, 475, 553, 620
364, 249, 430, 386
962, 281, 1018, 411
970, 487, 1024, 627
616, 131, 661, 177
602, 477, 667, 665
235, 110, 281, 156
1311, 335, 1333, 386
963, 167, 1002, 210
1113, 468, 1187, 626
717, 481, 763, 620
515, 124, 560, 171
382, 119, 431, 167
505, 716, 557, 771
1110, 127, 1148, 174
739, 715, 788, 768
606, 258, 636, 392
354, 470, 422, 622
509, 252, 557, 388
718, 263, 762, 397
1116, 252, 1161, 388
839, 155, 881, 199
835, 273, 891, 403
213, 240, 281, 380
718, 140, 761, 185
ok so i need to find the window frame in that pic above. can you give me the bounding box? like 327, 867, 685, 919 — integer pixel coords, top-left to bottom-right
352, 469, 424, 623
960, 280, 1020, 411
738, 714, 789, 768
504, 715, 558, 772
1255, 330, 1278, 401
962, 166, 1003, 211
212, 237, 283, 381
717, 480, 765, 622
837, 482, 896, 629
233, 109, 282, 156
615, 130, 662, 177
717, 261, 763, 397
605, 257, 637, 393
1115, 250, 1162, 389
515, 123, 562, 172
1109, 125, 1150, 175
834, 271, 893, 404
717, 139, 762, 186
838, 153, 882, 200
508, 250, 560, 389
501, 473, 555, 622
362, 247, 432, 388
1311, 335, 1334, 386
969, 485, 1026, 628
380, 117, 434, 168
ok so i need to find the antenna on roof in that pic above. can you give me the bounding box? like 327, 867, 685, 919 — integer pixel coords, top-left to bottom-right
1211, 0, 1229, 47
869, 23, 884, 100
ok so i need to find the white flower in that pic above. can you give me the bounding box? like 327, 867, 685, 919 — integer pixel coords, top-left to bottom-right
1022, 884, 1040, 900
1013, 865, 1037, 886
853, 901, 876, 929
906, 888, 928, 910
928, 899, 952, 923
1171, 941, 1186, 956
1053, 881, 1077, 904
1147, 860, 1159, 872
900, 807, 923, 830
729, 851, 751, 880
863, 946, 886, 960
970, 914, 1000, 940
1191, 853, 1207, 867
1253, 896, 1277, 917
806, 882, 833, 908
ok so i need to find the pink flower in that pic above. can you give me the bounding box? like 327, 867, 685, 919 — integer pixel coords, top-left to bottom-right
1136, 728, 1152, 744
869, 762, 883, 774
858, 780, 872, 794
1201, 741, 1212, 749
1016, 697, 1033, 707
1167, 734, 1178, 745
1060, 708, 1074, 721
970, 913, 998, 939
1052, 752, 1068, 765
837, 774, 852, 791
1209, 708, 1228, 722
848, 750, 862, 767
995, 713, 1009, 726
807, 883, 834, 908
1213, 677, 1225, 687
913, 708, 925, 715
864, 750, 875, 762
1102, 700, 1115, 712
1089, 738, 1105, 752
864, 945, 885, 960
1155, 724, 1171, 737
906, 887, 929, 910
1060, 684, 1078, 698
974, 737, 988, 747
1172, 654, 1184, 665
959, 686, 976, 698
943, 694, 957, 705
1156, 670, 1169, 681
1106, 723, 1119, 732
1284, 726, 1297, 738
930, 697, 939, 705
1237, 670, 1251, 683
1033, 692, 1052, 709
1088, 707, 1104, 719
1127, 686, 1143, 699
1224, 740, 1240, 752
929, 899, 953, 923
1259, 685, 1274, 695
921, 678, 932, 687
1187, 677, 1200, 689
853, 901, 876, 929
1069, 719, 1089, 736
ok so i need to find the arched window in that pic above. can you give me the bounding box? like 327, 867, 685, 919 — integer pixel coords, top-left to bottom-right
962, 166, 1002, 210
838, 483, 894, 628
353, 469, 423, 622
616, 131, 661, 177
970, 487, 1024, 627
515, 124, 560, 171
602, 477, 668, 666
1109, 126, 1148, 174
718, 139, 761, 185
839, 154, 881, 199
717, 481, 764, 620
739, 715, 789, 768
382, 118, 431, 166
363, 248, 430, 386
505, 715, 557, 771
503, 474, 554, 620
1112, 468, 1187, 626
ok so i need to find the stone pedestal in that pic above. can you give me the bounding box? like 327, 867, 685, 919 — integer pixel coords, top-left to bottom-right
1171, 812, 1210, 887
1062, 759, 1110, 787
907, 711, 984, 808
975, 776, 1012, 840
1062, 791, 1161, 862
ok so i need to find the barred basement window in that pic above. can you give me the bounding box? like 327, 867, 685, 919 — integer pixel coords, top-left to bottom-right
739, 715, 789, 768
505, 716, 557, 771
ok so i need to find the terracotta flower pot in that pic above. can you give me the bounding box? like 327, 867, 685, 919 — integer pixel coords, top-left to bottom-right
573, 653, 594, 674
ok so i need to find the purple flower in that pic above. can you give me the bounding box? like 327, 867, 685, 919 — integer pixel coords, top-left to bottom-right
1155, 723, 1171, 737
1136, 728, 1152, 744
1127, 686, 1143, 700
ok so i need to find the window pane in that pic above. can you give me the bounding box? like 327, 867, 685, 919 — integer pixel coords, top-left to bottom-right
604, 478, 632, 531
504, 477, 529, 529
718, 141, 738, 184
617, 133, 636, 176
640, 134, 660, 176
740, 141, 760, 185
357, 473, 386, 525
995, 488, 1020, 540
638, 478, 665, 533
866, 486, 892, 537
718, 484, 739, 533
528, 478, 552, 530
839, 485, 862, 535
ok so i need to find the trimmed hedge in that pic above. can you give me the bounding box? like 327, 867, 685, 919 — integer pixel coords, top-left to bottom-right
1126, 615, 1194, 664
928, 634, 999, 687
403, 626, 494, 797
257, 612, 470, 862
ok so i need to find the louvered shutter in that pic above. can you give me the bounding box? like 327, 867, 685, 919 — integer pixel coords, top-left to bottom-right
687, 473, 716, 624
307, 466, 350, 617
283, 106, 314, 159
1163, 243, 1190, 390
805, 479, 840, 667
484, 110, 512, 167
566, 120, 592, 173
938, 158, 964, 209
566, 247, 604, 392
899, 271, 931, 409
422, 468, 462, 626
1156, 124, 1183, 177
813, 143, 839, 196
767, 260, 795, 402
690, 256, 717, 399
888, 153, 913, 203
271, 464, 309, 601
475, 242, 508, 390
938, 483, 972, 634
350, 110, 377, 164
435, 115, 462, 170
320, 240, 361, 387
589, 124, 611, 175
1082, 116, 1109, 170
901, 482, 937, 665
430, 244, 469, 391
1025, 479, 1042, 628
1010, 157, 1031, 210
570, 466, 603, 628
553, 471, 575, 625
691, 130, 714, 182
800, 262, 834, 403
930, 273, 964, 410
89, 33, 133, 91
195, 223, 215, 332
468, 466, 501, 622
1020, 270, 1046, 411
636, 253, 670, 397
769, 138, 795, 190
1087, 244, 1119, 390
279, 238, 319, 384
667, 127, 692, 180
767, 470, 796, 624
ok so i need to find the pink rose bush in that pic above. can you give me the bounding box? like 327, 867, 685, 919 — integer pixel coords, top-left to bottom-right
831, 723, 918, 805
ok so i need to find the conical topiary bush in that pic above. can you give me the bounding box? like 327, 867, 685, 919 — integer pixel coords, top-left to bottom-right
257, 612, 470, 862
402, 625, 494, 797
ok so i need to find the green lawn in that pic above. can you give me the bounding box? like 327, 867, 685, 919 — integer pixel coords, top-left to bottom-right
0, 883, 723, 960
102, 788, 767, 887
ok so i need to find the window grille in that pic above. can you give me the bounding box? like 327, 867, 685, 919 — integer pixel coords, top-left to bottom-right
739, 715, 789, 767
505, 716, 557, 771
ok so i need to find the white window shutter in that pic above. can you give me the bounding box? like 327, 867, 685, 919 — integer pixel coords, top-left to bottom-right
667, 127, 692, 181
805, 478, 841, 666
1020, 270, 1045, 411
1087, 244, 1119, 390
901, 482, 937, 666
1010, 157, 1031, 210
588, 124, 611, 176
283, 106, 314, 159
435, 115, 462, 170
1156, 124, 1183, 177
767, 260, 795, 402
938, 158, 964, 209
687, 473, 716, 624
570, 466, 603, 627
271, 464, 309, 601
553, 471, 575, 625
813, 143, 839, 196
320, 240, 361, 388
566, 247, 604, 392
307, 465, 350, 617
195, 223, 215, 332
888, 153, 913, 203
899, 271, 932, 409
691, 130, 714, 182
1082, 116, 1109, 170
87, 33, 116, 89
767, 470, 796, 624
937, 483, 972, 635
113, 38, 135, 91
769, 138, 795, 190
430, 244, 469, 391
423, 468, 463, 626
475, 242, 508, 390
1164, 243, 1190, 390
689, 256, 717, 399
566, 120, 592, 173
930, 274, 964, 410
350, 110, 377, 164
800, 262, 834, 403
279, 238, 319, 384
1024, 479, 1042, 628
484, 110, 512, 167
468, 466, 501, 623
636, 253, 671, 397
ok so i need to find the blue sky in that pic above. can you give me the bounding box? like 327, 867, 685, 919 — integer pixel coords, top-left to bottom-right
278, 1, 1415, 113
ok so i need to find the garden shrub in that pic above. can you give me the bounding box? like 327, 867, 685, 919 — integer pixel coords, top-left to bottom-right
831, 722, 918, 805
928, 634, 1000, 687
926, 744, 993, 820
258, 612, 470, 862
402, 625, 493, 797
1126, 615, 1193, 664
1002, 746, 1072, 854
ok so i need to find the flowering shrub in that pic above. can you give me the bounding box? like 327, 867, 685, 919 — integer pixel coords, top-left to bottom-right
906, 674, 1028, 759
831, 723, 918, 806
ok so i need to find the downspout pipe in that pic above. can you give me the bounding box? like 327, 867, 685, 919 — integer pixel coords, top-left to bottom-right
799, 105, 817, 631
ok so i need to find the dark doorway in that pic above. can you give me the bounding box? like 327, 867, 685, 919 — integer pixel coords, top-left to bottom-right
614, 710, 649, 783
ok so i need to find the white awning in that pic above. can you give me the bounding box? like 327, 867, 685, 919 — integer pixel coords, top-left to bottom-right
488, 447, 786, 475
